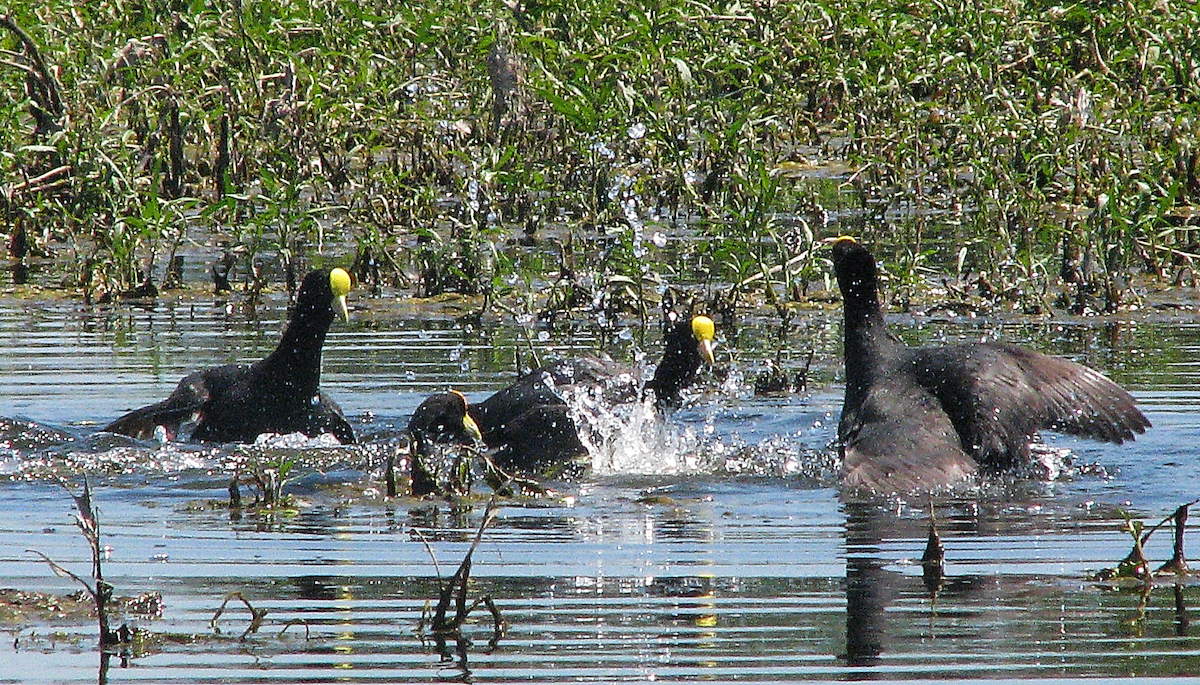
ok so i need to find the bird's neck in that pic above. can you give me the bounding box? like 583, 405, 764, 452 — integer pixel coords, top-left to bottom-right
842, 286, 903, 403
649, 326, 698, 407
263, 313, 330, 398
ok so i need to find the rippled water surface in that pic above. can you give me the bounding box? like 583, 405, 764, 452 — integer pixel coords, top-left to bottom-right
3, 289, 1200, 683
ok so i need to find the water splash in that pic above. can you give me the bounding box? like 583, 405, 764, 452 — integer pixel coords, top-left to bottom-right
250, 432, 344, 449
556, 375, 836, 480
584, 399, 706, 476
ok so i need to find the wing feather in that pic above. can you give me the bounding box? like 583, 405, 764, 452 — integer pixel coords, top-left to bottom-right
909, 343, 1149, 469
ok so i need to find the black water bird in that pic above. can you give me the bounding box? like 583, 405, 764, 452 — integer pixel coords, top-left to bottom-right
406, 390, 483, 449
103, 268, 356, 444
408, 315, 717, 471
831, 236, 1149, 495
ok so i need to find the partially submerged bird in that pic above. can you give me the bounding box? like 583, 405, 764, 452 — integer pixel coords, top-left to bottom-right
406, 390, 483, 449
103, 268, 356, 444
405, 390, 485, 497
408, 314, 717, 472
831, 236, 1149, 495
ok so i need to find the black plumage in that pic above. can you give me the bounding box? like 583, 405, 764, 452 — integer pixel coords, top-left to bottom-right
832, 236, 1149, 494
103, 268, 356, 444
409, 315, 717, 471
406, 390, 482, 449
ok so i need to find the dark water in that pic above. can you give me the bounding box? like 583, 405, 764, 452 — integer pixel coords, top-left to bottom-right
2, 290, 1200, 683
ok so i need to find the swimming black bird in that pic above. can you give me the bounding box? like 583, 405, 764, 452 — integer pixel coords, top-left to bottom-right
406, 390, 483, 449
103, 268, 356, 444
831, 236, 1149, 495
408, 315, 717, 471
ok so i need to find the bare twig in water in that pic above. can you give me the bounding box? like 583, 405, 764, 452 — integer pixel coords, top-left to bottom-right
27, 480, 134, 650
211, 591, 268, 640
278, 618, 312, 640
482, 456, 555, 498
228, 471, 242, 509
1156, 502, 1195, 576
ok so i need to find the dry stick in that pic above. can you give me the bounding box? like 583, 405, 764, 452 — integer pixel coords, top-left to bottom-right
211, 591, 268, 640
1135, 238, 1200, 262
3, 164, 71, 196
1156, 503, 1192, 575
1139, 499, 1199, 551
797, 347, 815, 392
67, 480, 118, 647
438, 502, 498, 631
921, 500, 945, 596
228, 472, 242, 509
417, 500, 503, 636
482, 455, 551, 498
28, 480, 123, 648
278, 618, 312, 640
447, 550, 472, 629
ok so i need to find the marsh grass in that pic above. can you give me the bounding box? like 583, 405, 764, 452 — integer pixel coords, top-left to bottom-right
2, 0, 1198, 315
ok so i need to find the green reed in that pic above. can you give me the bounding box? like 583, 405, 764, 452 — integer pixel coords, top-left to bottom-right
1, 0, 1197, 315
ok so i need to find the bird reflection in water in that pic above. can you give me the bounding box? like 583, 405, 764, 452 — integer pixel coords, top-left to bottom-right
843, 499, 986, 668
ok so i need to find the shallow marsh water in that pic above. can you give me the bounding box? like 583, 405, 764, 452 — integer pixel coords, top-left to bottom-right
3, 286, 1200, 683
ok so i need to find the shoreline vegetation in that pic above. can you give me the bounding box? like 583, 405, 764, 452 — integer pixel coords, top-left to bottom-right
1, 1, 1198, 319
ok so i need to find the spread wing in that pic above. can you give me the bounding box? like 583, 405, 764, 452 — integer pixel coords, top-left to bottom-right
102, 371, 212, 441
910, 343, 1150, 470
475, 356, 636, 435
311, 390, 356, 444
839, 378, 978, 495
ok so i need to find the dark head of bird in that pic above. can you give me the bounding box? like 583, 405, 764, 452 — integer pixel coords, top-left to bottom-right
408, 390, 483, 454
267, 267, 352, 394
830, 237, 904, 389
648, 315, 716, 408
831, 237, 885, 328
292, 268, 351, 329
278, 267, 351, 344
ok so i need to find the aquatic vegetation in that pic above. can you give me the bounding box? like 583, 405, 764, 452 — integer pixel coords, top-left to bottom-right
209, 592, 268, 641
1097, 500, 1197, 582
1091, 501, 1198, 638
416, 500, 506, 642
1, 0, 1196, 314
25, 480, 150, 669
228, 445, 301, 511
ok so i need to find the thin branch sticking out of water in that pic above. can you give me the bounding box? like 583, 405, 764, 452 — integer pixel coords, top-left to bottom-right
416, 499, 507, 642
210, 591, 268, 641
26, 479, 138, 652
